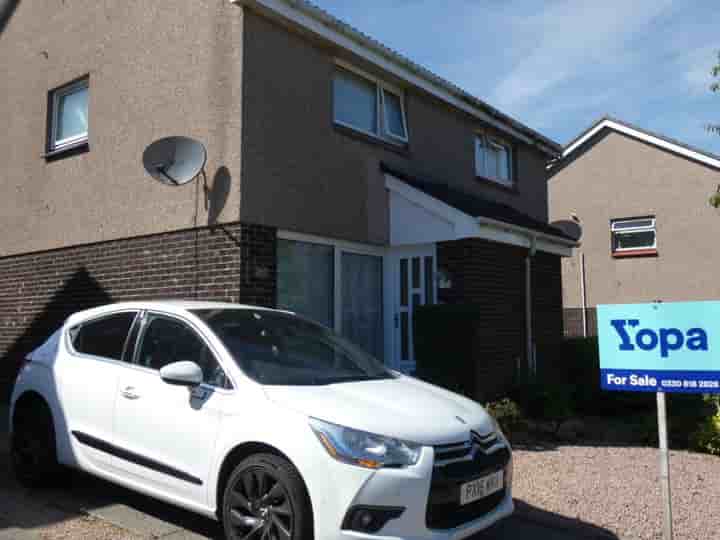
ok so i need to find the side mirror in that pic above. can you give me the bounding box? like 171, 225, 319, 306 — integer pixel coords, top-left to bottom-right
160, 361, 203, 387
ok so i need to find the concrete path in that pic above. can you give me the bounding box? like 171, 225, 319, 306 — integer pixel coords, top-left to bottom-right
0, 405, 616, 540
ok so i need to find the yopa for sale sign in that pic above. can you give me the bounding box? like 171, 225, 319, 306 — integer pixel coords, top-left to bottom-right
598, 301, 720, 393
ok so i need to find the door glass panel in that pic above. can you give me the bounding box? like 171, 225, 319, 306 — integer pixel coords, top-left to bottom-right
400, 312, 409, 362
413, 293, 422, 308
412, 257, 421, 289
341, 253, 383, 359
424, 257, 434, 305
71, 312, 137, 361
277, 239, 334, 327
400, 259, 408, 307
137, 316, 228, 387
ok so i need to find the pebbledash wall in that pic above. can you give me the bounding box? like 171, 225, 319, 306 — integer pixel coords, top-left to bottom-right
438, 238, 563, 396
0, 223, 276, 398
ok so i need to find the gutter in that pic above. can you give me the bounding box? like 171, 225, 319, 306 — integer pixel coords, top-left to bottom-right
475, 215, 579, 249
234, 0, 561, 157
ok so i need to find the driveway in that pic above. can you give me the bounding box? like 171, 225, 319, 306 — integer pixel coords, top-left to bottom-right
0, 406, 615, 540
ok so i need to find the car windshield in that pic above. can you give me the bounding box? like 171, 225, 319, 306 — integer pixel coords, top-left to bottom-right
191, 309, 395, 386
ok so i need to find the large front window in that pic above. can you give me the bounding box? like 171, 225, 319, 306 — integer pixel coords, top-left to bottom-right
276, 236, 384, 359
193, 309, 393, 386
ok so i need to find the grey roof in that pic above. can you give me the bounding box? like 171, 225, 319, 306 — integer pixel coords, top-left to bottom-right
263, 0, 561, 157
381, 163, 575, 241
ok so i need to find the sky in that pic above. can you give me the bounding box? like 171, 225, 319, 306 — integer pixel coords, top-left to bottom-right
311, 0, 719, 154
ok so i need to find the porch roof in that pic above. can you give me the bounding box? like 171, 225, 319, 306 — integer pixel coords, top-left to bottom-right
382, 163, 578, 256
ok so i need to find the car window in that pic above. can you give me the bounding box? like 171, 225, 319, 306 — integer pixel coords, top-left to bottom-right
137, 315, 229, 388
71, 312, 138, 362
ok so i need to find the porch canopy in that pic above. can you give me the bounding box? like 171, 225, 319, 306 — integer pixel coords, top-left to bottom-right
383, 164, 577, 257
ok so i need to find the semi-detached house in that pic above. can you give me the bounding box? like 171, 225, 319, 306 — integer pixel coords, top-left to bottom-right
0, 0, 576, 399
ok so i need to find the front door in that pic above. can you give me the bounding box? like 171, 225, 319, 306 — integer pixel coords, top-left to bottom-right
111, 312, 229, 506
387, 245, 437, 373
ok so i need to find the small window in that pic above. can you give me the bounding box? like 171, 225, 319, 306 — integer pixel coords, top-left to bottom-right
48, 78, 89, 153
611, 217, 657, 255
475, 134, 513, 187
137, 315, 229, 388
333, 66, 408, 143
71, 312, 137, 361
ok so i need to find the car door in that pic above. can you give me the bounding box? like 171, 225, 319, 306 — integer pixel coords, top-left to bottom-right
111, 311, 230, 506
60, 310, 139, 471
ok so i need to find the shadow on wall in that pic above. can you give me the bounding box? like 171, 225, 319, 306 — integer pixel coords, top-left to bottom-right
207, 166, 231, 226
1, 268, 112, 402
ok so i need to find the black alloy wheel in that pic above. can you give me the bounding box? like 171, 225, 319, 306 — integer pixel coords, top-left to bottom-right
11, 400, 63, 487
222, 454, 312, 540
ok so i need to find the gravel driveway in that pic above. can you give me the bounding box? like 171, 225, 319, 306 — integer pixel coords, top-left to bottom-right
511, 444, 719, 540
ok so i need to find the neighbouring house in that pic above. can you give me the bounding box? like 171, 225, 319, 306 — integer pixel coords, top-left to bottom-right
549, 117, 720, 337
0, 0, 576, 401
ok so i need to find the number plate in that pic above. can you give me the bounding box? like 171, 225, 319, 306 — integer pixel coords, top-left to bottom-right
459, 470, 504, 506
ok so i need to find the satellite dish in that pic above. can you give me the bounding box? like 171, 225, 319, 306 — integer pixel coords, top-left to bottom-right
551, 219, 583, 241
143, 136, 207, 186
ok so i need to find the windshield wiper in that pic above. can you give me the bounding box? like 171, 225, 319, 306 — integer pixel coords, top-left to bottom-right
319, 374, 394, 385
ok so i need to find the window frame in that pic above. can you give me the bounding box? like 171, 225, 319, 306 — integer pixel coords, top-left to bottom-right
130, 311, 235, 390
277, 230, 385, 338
610, 216, 657, 256
47, 77, 89, 154
475, 133, 514, 188
333, 60, 409, 145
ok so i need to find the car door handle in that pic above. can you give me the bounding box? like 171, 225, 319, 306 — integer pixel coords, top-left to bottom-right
121, 386, 140, 400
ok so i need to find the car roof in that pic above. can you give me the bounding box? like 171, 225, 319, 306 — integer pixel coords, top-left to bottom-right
65, 300, 295, 326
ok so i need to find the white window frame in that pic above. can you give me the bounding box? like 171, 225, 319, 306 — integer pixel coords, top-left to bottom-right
49, 78, 89, 152
277, 230, 386, 336
611, 217, 657, 252
334, 60, 408, 144
475, 133, 513, 187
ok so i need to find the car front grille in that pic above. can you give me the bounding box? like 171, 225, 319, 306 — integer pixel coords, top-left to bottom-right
426, 443, 510, 530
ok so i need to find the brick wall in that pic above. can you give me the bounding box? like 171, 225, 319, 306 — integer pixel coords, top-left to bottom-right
0, 222, 276, 398
437, 238, 563, 399
438, 238, 526, 400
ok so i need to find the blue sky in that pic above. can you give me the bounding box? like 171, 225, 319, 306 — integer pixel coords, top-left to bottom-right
312, 0, 719, 154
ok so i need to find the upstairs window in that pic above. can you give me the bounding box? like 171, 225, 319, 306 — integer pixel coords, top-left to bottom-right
333, 65, 408, 143
611, 217, 657, 256
475, 134, 513, 187
48, 77, 89, 153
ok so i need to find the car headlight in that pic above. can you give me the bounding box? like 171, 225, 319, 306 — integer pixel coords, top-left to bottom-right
309, 418, 421, 469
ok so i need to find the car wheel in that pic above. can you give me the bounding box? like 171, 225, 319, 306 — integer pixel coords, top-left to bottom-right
11, 400, 63, 487
222, 453, 313, 540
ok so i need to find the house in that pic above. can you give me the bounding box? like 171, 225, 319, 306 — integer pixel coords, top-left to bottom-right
0, 0, 575, 400
549, 117, 720, 337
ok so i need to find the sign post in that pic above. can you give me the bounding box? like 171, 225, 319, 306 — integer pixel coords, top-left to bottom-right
598, 301, 720, 540
656, 392, 673, 540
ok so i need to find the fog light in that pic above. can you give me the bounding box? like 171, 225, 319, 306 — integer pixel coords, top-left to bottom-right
342, 506, 405, 533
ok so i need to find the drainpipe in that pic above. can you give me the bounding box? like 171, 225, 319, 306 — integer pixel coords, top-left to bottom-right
525, 235, 538, 379
580, 251, 588, 338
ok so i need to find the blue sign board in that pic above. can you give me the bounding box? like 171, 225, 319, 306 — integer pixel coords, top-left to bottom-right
598, 301, 720, 393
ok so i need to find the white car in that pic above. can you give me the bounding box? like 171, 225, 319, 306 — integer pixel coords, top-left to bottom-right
9, 301, 513, 540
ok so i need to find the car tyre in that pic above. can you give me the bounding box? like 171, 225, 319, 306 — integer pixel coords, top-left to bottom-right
11, 400, 64, 488
222, 453, 313, 540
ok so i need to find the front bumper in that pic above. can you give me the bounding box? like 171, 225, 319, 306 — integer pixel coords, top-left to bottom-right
311, 443, 513, 540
